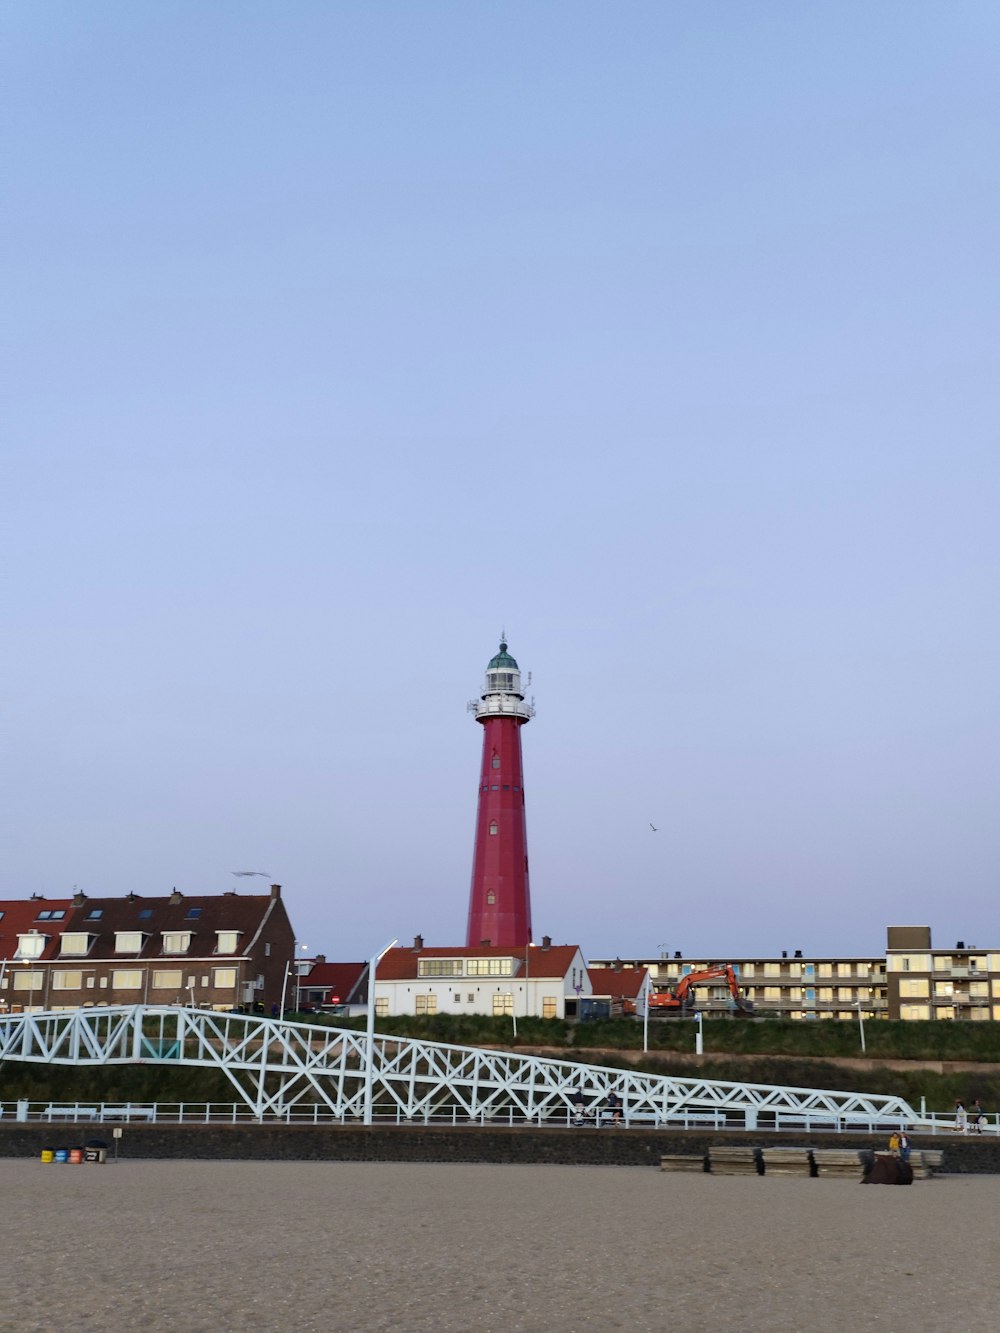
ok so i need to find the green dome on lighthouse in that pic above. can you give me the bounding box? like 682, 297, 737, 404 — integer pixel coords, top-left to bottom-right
487, 639, 518, 670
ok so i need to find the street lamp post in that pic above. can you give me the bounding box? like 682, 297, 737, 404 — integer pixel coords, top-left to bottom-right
694, 1010, 704, 1056
642, 970, 652, 1054
363, 938, 398, 1126
505, 991, 518, 1040
856, 999, 867, 1055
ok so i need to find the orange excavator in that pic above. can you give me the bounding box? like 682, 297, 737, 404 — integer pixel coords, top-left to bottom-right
625, 964, 753, 1016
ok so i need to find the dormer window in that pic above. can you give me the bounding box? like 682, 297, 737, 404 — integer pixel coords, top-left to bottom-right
162, 931, 192, 955
60, 933, 94, 957
185, 907, 202, 920
216, 931, 240, 954
16, 932, 47, 960
115, 931, 147, 954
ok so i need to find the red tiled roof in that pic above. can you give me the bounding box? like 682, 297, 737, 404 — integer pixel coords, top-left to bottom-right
299, 962, 367, 1003
378, 943, 582, 981
587, 967, 648, 1001
0, 899, 73, 961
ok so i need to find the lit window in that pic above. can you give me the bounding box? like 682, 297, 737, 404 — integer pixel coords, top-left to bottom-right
162, 932, 192, 955
214, 968, 237, 988
486, 891, 495, 905
152, 970, 183, 989
52, 971, 83, 990
16, 934, 46, 959
492, 993, 513, 1016
60, 933, 93, 957
112, 970, 143, 990
217, 932, 240, 954
13, 971, 43, 991
418, 959, 463, 977
542, 997, 557, 1018
115, 932, 145, 954
375, 998, 389, 1017
489, 821, 498, 835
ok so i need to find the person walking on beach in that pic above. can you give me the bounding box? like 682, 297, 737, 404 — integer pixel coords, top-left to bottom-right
954, 1100, 968, 1133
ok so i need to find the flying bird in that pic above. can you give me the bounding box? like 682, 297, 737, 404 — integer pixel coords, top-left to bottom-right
649, 823, 659, 832
232, 870, 271, 878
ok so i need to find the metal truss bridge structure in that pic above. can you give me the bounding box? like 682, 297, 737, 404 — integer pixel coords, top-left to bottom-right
0, 1005, 920, 1131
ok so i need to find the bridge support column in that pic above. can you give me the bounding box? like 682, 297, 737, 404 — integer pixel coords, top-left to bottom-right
744, 1107, 758, 1129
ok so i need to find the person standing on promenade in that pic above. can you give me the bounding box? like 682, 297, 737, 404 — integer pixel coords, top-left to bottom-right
954, 1100, 968, 1133
971, 1099, 986, 1133
898, 1130, 911, 1163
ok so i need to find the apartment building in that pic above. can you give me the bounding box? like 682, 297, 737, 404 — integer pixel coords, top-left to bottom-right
590, 948, 886, 1020
591, 925, 1000, 1021
885, 926, 1000, 1021
0, 886, 294, 1013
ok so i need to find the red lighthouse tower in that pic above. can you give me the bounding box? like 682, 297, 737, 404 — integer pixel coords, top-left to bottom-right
466, 639, 534, 949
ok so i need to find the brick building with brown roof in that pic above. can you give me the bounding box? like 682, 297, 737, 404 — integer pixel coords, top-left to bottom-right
0, 886, 294, 1014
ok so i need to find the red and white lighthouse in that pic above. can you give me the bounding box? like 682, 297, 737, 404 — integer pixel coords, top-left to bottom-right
466, 640, 534, 949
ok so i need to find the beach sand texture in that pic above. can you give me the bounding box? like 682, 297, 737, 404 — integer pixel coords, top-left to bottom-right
1, 1159, 996, 1332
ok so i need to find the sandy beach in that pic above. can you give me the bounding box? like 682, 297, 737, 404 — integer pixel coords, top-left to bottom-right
1, 1159, 996, 1332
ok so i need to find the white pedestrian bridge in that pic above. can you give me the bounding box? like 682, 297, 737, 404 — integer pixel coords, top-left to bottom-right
0, 1005, 922, 1132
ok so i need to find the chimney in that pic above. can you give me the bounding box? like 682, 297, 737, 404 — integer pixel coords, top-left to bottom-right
126, 892, 136, 902
956, 940, 965, 950
315, 953, 326, 965
413, 934, 424, 951
169, 888, 183, 905
781, 950, 787, 958
541, 935, 551, 950
794, 949, 802, 958
613, 957, 623, 972
674, 950, 681, 959
270, 883, 281, 899
72, 890, 87, 907
30, 893, 43, 901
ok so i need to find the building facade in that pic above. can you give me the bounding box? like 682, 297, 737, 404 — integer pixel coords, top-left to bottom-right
0, 886, 294, 1013
374, 937, 589, 1020
591, 926, 1000, 1021
885, 926, 1000, 1021
466, 640, 534, 949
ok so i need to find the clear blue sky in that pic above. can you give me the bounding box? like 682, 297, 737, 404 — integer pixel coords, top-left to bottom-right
4, 2, 999, 962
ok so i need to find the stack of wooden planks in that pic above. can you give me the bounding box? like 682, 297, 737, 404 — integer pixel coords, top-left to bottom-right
810, 1147, 866, 1178
659, 1153, 709, 1173
759, 1146, 812, 1176
708, 1145, 762, 1175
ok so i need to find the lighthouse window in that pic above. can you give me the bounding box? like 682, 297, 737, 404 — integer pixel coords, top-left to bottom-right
491, 785, 499, 791
503, 785, 510, 790
492, 755, 500, 769
489, 821, 498, 835
486, 891, 495, 905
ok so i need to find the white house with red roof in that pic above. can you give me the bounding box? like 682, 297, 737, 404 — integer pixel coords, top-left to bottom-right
374, 936, 591, 1020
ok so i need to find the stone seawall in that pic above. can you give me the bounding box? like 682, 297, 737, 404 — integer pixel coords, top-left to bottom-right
2, 1123, 999, 1172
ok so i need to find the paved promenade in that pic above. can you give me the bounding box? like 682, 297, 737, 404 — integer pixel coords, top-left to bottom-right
1, 1160, 996, 1331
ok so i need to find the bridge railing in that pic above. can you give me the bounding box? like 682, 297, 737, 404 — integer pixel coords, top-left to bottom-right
2, 1100, 992, 1133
